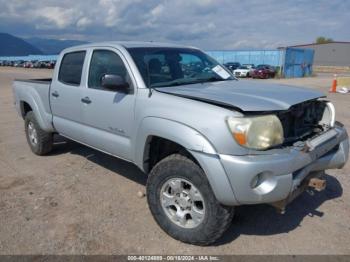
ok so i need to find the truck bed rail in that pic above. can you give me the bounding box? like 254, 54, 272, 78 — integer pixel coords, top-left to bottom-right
14, 78, 52, 84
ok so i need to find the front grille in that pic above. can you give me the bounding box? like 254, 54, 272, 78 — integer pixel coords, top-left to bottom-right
277, 100, 326, 145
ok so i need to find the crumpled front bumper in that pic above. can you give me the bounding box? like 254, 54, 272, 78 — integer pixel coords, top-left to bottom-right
219, 122, 349, 205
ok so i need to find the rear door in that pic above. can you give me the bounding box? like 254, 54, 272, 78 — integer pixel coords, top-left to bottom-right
50, 50, 88, 142
80, 48, 136, 160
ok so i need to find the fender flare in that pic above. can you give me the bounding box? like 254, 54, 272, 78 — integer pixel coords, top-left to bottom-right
134, 117, 216, 168
18, 91, 54, 132
135, 117, 238, 205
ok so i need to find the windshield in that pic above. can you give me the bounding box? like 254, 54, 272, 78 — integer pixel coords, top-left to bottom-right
127, 47, 234, 88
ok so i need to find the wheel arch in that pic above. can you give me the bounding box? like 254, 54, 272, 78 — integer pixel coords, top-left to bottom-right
20, 101, 33, 118
142, 135, 200, 174
18, 93, 54, 132
135, 117, 238, 206
135, 117, 216, 173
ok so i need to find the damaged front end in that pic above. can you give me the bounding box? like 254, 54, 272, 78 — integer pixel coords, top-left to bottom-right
277, 99, 335, 149
271, 171, 327, 214
269, 99, 346, 213
219, 98, 348, 210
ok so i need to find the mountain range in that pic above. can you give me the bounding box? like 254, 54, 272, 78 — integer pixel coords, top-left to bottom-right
0, 33, 43, 56
0, 33, 88, 56
25, 37, 88, 55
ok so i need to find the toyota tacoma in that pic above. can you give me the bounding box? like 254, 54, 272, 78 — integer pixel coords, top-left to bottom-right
12, 42, 349, 245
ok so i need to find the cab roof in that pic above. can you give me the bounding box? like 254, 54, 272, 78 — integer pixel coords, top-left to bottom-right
62, 41, 197, 53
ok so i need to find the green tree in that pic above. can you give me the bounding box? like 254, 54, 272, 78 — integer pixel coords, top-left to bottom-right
316, 36, 334, 44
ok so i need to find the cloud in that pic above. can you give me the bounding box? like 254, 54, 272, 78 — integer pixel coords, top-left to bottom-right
0, 0, 349, 49
33, 7, 76, 29
76, 17, 92, 29
150, 3, 164, 17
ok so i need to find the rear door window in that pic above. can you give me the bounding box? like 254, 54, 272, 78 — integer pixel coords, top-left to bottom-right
58, 51, 86, 86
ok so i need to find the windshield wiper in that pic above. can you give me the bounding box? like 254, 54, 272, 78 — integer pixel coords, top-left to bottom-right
199, 76, 226, 82
151, 79, 201, 88
151, 77, 233, 88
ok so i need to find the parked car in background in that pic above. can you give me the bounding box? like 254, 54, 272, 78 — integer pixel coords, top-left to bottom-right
48, 61, 56, 69
233, 66, 251, 78
14, 61, 24, 67
223, 62, 241, 72
242, 64, 255, 69
6, 61, 15, 66
0, 59, 56, 69
251, 64, 276, 79
33, 61, 42, 68
24, 61, 34, 68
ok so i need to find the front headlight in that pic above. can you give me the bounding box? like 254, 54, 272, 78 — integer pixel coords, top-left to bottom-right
226, 115, 284, 150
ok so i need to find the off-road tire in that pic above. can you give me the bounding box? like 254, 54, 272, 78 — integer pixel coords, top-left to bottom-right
24, 111, 53, 155
147, 154, 234, 245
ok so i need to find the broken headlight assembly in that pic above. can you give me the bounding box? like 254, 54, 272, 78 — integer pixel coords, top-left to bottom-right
226, 115, 284, 150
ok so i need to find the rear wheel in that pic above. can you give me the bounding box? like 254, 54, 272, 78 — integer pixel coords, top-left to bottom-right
147, 154, 234, 245
24, 111, 53, 155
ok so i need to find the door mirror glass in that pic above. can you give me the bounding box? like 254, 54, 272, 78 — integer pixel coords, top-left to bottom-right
101, 74, 130, 93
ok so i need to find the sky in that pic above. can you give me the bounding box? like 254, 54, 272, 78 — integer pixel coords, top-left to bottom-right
0, 0, 349, 50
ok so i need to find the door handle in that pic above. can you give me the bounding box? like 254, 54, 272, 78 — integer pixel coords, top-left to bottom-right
81, 97, 92, 104
51, 91, 59, 97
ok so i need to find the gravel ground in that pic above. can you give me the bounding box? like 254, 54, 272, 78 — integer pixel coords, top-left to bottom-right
0, 67, 349, 255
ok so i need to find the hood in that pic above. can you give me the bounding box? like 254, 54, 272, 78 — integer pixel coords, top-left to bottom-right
155, 80, 325, 112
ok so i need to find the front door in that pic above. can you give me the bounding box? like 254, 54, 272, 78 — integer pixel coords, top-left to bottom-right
81, 48, 136, 160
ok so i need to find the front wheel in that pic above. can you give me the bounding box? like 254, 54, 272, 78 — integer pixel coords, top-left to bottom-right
147, 154, 234, 245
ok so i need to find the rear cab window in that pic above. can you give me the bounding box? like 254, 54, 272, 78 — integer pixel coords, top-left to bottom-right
58, 51, 86, 86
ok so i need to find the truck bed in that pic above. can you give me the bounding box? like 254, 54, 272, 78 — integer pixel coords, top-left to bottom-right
12, 78, 54, 132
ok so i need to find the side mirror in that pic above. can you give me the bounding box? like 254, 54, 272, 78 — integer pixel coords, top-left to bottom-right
101, 74, 130, 93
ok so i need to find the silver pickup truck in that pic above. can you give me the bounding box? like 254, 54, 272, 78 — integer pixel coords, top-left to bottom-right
12, 42, 349, 245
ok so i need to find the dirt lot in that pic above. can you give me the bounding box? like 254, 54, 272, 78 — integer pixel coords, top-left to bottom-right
0, 67, 349, 255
